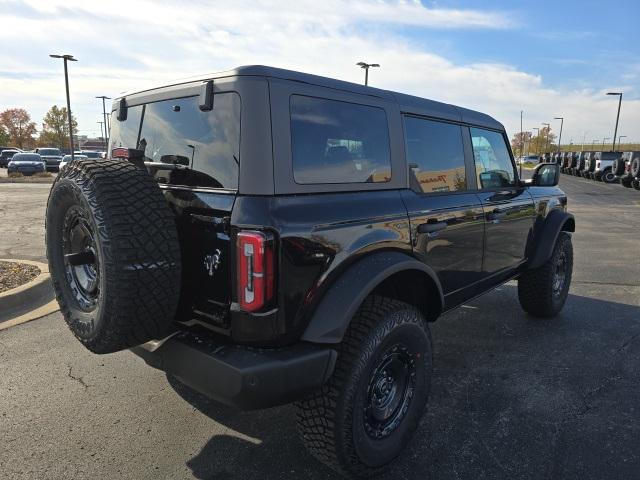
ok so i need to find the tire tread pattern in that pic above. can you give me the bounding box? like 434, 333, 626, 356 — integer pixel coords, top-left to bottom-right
295, 296, 431, 478
46, 159, 182, 353
518, 232, 573, 318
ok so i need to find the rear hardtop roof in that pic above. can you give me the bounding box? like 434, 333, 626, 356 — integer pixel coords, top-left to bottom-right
114, 65, 504, 131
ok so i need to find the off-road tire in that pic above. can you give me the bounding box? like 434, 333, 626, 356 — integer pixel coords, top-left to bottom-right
46, 158, 182, 354
296, 296, 432, 478
633, 179, 640, 191
631, 158, 640, 178
518, 232, 573, 318
601, 168, 617, 183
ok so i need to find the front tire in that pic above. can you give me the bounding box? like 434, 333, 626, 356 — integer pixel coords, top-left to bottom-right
518, 232, 573, 318
296, 296, 432, 478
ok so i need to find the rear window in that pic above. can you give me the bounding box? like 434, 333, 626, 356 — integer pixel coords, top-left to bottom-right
12, 154, 41, 161
38, 148, 61, 156
290, 95, 391, 184
109, 93, 241, 189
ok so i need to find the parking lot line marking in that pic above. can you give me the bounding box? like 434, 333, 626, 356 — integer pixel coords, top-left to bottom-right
0, 299, 59, 331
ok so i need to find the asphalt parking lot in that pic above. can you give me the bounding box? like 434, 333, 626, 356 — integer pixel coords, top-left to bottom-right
1, 173, 639, 479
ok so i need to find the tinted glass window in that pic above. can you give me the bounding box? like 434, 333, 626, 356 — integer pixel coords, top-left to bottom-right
290, 95, 391, 184
38, 148, 61, 156
12, 154, 41, 161
470, 127, 516, 189
109, 93, 240, 189
404, 116, 466, 193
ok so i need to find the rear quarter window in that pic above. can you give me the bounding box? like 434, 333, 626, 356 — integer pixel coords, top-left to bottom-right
290, 95, 391, 184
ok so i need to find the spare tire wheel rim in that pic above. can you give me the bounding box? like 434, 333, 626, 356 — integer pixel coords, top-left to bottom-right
604, 171, 616, 182
552, 250, 567, 297
63, 206, 100, 311
364, 343, 417, 439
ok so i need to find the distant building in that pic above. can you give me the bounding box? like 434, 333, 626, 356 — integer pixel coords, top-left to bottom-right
80, 138, 107, 151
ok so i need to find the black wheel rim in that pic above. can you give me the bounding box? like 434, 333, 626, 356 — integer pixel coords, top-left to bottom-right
552, 251, 567, 297
62, 207, 100, 311
364, 343, 417, 439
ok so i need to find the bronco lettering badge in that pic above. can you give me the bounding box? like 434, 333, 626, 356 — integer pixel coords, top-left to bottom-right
204, 249, 222, 277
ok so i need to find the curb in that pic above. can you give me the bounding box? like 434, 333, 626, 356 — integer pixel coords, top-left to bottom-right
0, 259, 58, 328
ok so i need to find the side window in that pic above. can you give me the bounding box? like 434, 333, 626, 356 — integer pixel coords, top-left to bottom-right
290, 95, 391, 184
403, 116, 466, 193
110, 93, 241, 190
470, 127, 516, 189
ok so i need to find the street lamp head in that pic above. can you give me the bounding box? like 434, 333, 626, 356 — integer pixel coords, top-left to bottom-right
50, 54, 77, 61
554, 117, 563, 120
357, 62, 380, 68
606, 92, 622, 96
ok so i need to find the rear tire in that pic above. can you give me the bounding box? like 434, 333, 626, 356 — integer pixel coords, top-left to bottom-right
602, 168, 617, 183
518, 232, 573, 318
46, 158, 182, 353
296, 296, 432, 478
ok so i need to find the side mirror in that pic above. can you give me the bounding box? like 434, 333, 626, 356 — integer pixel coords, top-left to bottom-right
532, 163, 560, 187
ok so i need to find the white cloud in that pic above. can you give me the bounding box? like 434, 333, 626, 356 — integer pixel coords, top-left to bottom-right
0, 0, 637, 143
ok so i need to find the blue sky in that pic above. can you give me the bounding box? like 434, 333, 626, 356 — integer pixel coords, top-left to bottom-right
0, 0, 638, 145
413, 1, 638, 93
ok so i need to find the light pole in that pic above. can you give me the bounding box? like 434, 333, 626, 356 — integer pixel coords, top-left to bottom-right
532, 127, 540, 156
49, 54, 77, 160
542, 123, 550, 154
98, 121, 104, 143
554, 117, 564, 152
618, 135, 627, 150
96, 95, 111, 150
356, 62, 380, 86
606, 92, 622, 152
602, 138, 610, 151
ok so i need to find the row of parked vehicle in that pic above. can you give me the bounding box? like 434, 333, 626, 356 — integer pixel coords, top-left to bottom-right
539, 151, 640, 190
0, 147, 105, 175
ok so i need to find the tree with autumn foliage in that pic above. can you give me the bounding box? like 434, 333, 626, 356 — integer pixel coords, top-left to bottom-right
510, 131, 533, 156
39, 105, 78, 149
0, 108, 37, 149
0, 124, 10, 146
512, 126, 558, 156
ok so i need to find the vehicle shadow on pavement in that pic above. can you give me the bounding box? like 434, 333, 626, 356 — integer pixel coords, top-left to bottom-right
177, 284, 640, 480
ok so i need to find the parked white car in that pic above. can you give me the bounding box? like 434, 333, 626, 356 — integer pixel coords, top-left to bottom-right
59, 153, 88, 172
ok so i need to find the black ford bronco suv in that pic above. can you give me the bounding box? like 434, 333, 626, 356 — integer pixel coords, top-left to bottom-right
45, 66, 575, 478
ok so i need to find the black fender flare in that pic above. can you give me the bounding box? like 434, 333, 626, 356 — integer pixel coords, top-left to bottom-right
527, 209, 575, 269
300, 251, 444, 344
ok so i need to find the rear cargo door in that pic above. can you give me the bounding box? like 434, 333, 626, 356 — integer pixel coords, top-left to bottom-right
109, 91, 241, 330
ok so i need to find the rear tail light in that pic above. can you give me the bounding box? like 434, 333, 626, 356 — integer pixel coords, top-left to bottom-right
111, 147, 129, 159
237, 231, 275, 312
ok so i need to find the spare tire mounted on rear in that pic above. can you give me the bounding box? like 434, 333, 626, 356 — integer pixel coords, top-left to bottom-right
46, 158, 182, 354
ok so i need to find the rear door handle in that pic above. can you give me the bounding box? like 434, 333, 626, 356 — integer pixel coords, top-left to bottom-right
417, 221, 447, 234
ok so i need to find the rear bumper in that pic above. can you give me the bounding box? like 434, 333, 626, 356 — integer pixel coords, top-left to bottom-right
8, 165, 45, 174
131, 330, 337, 410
